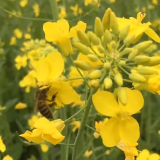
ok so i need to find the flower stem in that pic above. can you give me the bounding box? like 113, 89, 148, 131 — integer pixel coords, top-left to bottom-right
49, 0, 59, 21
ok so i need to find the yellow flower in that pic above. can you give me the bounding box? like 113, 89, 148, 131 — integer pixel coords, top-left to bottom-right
84, 150, 93, 158
19, 70, 37, 92
20, 0, 28, 7
71, 120, 81, 132
40, 143, 49, 152
152, 0, 158, 5
15, 55, 27, 70
117, 12, 160, 43
92, 88, 144, 147
14, 29, 23, 39
28, 115, 39, 130
59, 7, 67, 19
2, 155, 13, 160
20, 117, 65, 145
43, 19, 86, 56
24, 33, 31, 39
109, 0, 116, 3
117, 141, 138, 160
10, 36, 16, 45
15, 102, 27, 109
70, 4, 83, 16
0, 136, 6, 152
33, 3, 40, 17
136, 149, 160, 160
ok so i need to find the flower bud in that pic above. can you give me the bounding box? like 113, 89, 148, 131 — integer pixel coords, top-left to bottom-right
124, 34, 135, 46
119, 60, 126, 66
89, 70, 102, 79
102, 8, 111, 31
89, 79, 99, 88
145, 57, 160, 66
97, 45, 105, 53
110, 12, 119, 35
103, 62, 110, 69
103, 29, 112, 44
87, 31, 99, 45
138, 66, 158, 75
73, 43, 90, 55
77, 30, 90, 46
144, 44, 157, 53
94, 17, 104, 38
128, 48, 138, 60
119, 25, 130, 40
104, 77, 113, 89
116, 87, 127, 105
134, 40, 152, 52
74, 60, 91, 71
120, 48, 133, 55
114, 74, 123, 86
87, 54, 99, 62
134, 55, 150, 64
129, 73, 146, 82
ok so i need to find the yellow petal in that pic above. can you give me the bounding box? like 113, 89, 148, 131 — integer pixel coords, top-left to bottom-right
145, 28, 160, 43
57, 19, 70, 36
121, 88, 144, 115
136, 149, 150, 160
2, 155, 13, 160
40, 143, 49, 152
48, 81, 79, 107
148, 153, 160, 160
0, 136, 6, 152
119, 117, 140, 144
100, 117, 121, 147
92, 90, 120, 117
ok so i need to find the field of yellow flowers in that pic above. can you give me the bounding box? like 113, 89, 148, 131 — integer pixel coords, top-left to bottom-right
1, 0, 160, 160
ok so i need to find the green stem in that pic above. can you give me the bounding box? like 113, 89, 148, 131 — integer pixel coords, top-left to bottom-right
49, 0, 59, 21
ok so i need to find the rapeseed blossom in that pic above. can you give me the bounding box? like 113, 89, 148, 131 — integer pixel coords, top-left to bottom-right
0, 136, 6, 152
92, 88, 144, 147
2, 155, 13, 160
15, 102, 27, 109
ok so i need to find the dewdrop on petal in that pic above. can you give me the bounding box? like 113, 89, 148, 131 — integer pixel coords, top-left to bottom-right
114, 74, 123, 86
119, 24, 130, 40
87, 31, 99, 45
116, 87, 127, 105
134, 55, 150, 64
77, 30, 90, 47
104, 77, 113, 89
134, 40, 152, 52
124, 34, 135, 46
102, 8, 111, 31
138, 66, 158, 75
74, 60, 91, 71
89, 70, 102, 79
145, 57, 160, 66
87, 54, 99, 62
73, 43, 90, 55
128, 48, 138, 60
129, 72, 146, 83
94, 17, 104, 38
103, 29, 112, 44
110, 11, 119, 35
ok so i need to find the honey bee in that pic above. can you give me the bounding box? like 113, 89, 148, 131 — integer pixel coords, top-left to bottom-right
35, 85, 57, 119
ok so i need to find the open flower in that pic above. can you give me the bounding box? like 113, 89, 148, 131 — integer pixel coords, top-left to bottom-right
118, 12, 160, 43
92, 88, 144, 147
20, 117, 65, 145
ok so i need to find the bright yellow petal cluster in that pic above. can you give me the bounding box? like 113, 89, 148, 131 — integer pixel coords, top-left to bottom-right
20, 117, 65, 145
15, 102, 27, 109
71, 120, 81, 132
28, 115, 39, 130
15, 55, 27, 70
70, 4, 83, 16
84, 150, 93, 157
118, 12, 160, 43
2, 155, 13, 160
32, 3, 40, 17
40, 143, 49, 152
0, 136, 6, 152
92, 88, 144, 147
59, 7, 67, 19
14, 29, 23, 39
20, 0, 28, 7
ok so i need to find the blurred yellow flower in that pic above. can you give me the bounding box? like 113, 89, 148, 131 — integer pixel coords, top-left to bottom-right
19, 70, 37, 92
15, 55, 27, 70
152, 0, 158, 5
20, 117, 65, 145
59, 7, 67, 19
20, 0, 28, 7
136, 149, 160, 160
40, 143, 49, 152
109, 0, 116, 3
2, 155, 13, 160
15, 102, 27, 109
70, 4, 83, 16
0, 136, 6, 152
118, 12, 160, 43
84, 150, 93, 157
71, 120, 80, 132
10, 36, 16, 45
14, 29, 23, 39
33, 3, 40, 17
28, 115, 39, 130
24, 33, 31, 39
92, 88, 144, 147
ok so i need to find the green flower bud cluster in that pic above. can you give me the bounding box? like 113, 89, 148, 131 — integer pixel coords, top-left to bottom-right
72, 8, 160, 89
